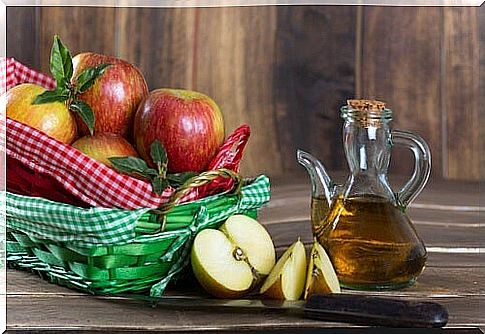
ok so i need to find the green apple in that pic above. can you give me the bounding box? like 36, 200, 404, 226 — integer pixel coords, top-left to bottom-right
191, 215, 276, 298
260, 238, 307, 301
304, 239, 341, 299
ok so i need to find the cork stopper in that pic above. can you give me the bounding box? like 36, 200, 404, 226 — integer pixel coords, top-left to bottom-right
347, 99, 386, 111
341, 99, 391, 128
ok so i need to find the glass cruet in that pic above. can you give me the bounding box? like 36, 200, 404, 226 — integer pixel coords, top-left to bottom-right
297, 99, 432, 290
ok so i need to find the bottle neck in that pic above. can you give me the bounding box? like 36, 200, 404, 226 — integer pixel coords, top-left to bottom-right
344, 121, 391, 173
342, 121, 394, 199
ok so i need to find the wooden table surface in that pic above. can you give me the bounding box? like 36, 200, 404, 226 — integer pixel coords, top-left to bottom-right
6, 175, 484, 332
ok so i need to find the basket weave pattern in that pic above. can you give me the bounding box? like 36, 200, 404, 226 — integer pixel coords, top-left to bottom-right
7, 176, 270, 296
3, 58, 271, 297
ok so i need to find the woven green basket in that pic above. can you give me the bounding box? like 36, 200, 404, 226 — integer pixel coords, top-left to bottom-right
6, 171, 270, 297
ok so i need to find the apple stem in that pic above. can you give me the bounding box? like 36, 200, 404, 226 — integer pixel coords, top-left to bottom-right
249, 267, 261, 283
64, 83, 78, 110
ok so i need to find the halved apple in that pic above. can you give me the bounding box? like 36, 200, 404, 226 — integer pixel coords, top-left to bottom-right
259, 238, 307, 301
219, 215, 276, 277
191, 215, 276, 298
304, 239, 341, 299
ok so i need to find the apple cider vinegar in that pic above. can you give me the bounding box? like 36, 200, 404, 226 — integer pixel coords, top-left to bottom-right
312, 194, 427, 290
310, 195, 330, 236
299, 99, 431, 290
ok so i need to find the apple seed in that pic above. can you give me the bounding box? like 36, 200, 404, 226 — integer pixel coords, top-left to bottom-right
233, 247, 261, 282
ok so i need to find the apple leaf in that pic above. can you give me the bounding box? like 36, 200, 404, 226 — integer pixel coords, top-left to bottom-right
50, 35, 73, 88
167, 172, 197, 188
110, 156, 171, 195
150, 140, 168, 176
70, 100, 95, 135
109, 156, 152, 176
44, 35, 100, 134
76, 63, 111, 93
109, 155, 175, 195
150, 140, 168, 165
144, 169, 160, 179
32, 89, 69, 105
152, 176, 170, 195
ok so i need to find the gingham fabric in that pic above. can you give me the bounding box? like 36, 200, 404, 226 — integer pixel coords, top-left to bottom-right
7, 192, 149, 246
1, 57, 250, 209
0, 57, 56, 93
5, 175, 270, 246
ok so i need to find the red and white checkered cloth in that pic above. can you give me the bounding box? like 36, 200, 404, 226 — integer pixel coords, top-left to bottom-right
1, 57, 250, 209
0, 57, 56, 93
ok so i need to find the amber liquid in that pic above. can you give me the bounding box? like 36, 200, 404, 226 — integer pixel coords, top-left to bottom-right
312, 195, 427, 290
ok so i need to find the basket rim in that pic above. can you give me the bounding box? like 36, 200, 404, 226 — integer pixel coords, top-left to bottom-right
6, 175, 270, 249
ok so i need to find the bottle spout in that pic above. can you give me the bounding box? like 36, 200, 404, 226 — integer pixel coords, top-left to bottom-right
297, 149, 334, 207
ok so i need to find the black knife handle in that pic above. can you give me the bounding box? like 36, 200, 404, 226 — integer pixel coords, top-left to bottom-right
304, 294, 448, 328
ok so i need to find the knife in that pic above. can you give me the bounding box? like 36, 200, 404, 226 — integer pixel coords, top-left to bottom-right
110, 293, 449, 328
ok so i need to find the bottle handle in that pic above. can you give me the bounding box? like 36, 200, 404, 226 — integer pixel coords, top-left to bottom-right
391, 130, 432, 209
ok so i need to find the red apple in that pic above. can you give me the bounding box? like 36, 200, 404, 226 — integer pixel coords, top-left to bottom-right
72, 52, 148, 139
5, 83, 77, 144
72, 133, 139, 168
134, 89, 225, 173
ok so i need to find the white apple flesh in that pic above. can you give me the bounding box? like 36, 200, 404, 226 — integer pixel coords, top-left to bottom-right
219, 215, 276, 276
191, 215, 276, 298
259, 239, 307, 301
304, 240, 341, 299
191, 229, 254, 298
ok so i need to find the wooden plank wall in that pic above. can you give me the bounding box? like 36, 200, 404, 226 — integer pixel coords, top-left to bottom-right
274, 7, 356, 175
480, 5, 485, 183
360, 8, 443, 177
442, 8, 481, 180
6, 7, 39, 69
5, 5, 484, 181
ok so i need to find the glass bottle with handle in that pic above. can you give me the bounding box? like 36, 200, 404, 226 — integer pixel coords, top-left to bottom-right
298, 99, 431, 290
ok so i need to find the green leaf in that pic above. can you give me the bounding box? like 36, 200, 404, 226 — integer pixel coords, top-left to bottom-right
109, 156, 152, 177
151, 176, 170, 195
32, 89, 69, 105
50, 35, 73, 87
76, 63, 111, 93
150, 140, 168, 166
167, 172, 198, 188
69, 100, 95, 135
144, 169, 159, 179
150, 140, 168, 177
109, 157, 171, 195
56, 85, 70, 97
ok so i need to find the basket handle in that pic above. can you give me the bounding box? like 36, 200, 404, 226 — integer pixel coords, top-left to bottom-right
153, 168, 242, 220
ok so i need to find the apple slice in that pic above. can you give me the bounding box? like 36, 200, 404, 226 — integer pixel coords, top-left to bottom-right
191, 215, 276, 298
304, 239, 341, 299
259, 238, 307, 301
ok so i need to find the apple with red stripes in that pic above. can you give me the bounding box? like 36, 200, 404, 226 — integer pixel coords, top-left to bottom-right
72, 133, 139, 168
5, 83, 78, 144
72, 52, 149, 139
133, 89, 225, 173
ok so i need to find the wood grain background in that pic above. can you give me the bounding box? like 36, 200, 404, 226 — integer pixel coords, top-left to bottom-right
6, 5, 484, 181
